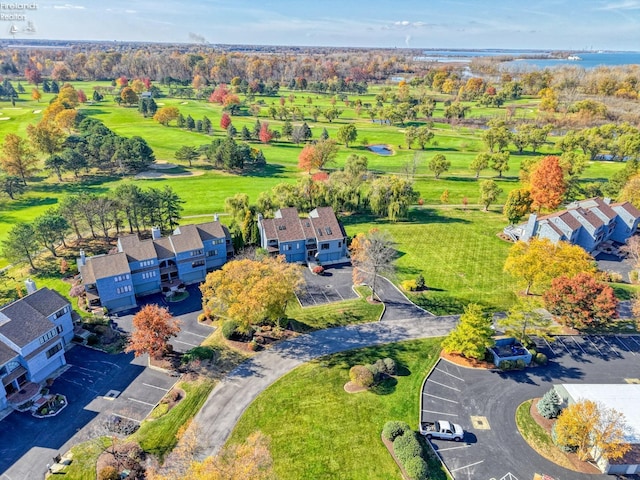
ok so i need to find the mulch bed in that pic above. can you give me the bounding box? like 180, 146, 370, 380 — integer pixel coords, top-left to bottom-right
440, 351, 494, 369
149, 351, 182, 370
381, 435, 410, 480
528, 398, 602, 474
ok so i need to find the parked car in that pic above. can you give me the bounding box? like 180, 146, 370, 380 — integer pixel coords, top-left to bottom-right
419, 420, 464, 441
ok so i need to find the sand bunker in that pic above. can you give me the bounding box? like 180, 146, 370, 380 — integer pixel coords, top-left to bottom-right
135, 170, 205, 180
180, 101, 188, 105
33, 109, 42, 114
149, 162, 179, 170
0, 117, 10, 121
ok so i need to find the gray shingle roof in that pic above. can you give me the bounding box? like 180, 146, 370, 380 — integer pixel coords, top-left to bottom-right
21, 288, 69, 317
0, 341, 17, 365
81, 252, 131, 282
195, 221, 228, 241
273, 208, 305, 243
309, 207, 345, 241
153, 237, 175, 259
170, 224, 204, 253
118, 235, 158, 262
0, 299, 56, 348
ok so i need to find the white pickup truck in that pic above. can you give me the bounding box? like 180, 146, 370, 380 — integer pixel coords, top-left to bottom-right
419, 420, 464, 442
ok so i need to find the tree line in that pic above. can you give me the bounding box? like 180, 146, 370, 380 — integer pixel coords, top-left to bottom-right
2, 184, 183, 269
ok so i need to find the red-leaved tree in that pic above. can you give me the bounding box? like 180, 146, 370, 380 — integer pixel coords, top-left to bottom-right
77, 89, 87, 103
543, 272, 618, 330
530, 155, 566, 212
25, 67, 42, 86
220, 112, 232, 130
312, 171, 329, 182
209, 84, 229, 104
125, 304, 181, 359
298, 144, 316, 174
259, 122, 274, 144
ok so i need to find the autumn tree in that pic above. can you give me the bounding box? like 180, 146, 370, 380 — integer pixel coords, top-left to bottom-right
259, 122, 274, 144
470, 152, 490, 179
31, 88, 41, 102
310, 138, 339, 171
529, 155, 567, 212
2, 223, 38, 269
428, 154, 450, 179
543, 272, 618, 330
298, 144, 316, 174
153, 106, 180, 126
497, 298, 555, 344
1, 134, 38, 185
554, 400, 630, 462
619, 174, 640, 209
120, 86, 138, 106
26, 121, 64, 157
350, 229, 396, 301
621, 236, 640, 271
479, 179, 502, 211
503, 188, 532, 224
504, 238, 596, 295
442, 303, 495, 360
200, 256, 303, 331
125, 305, 181, 359
336, 124, 358, 147
220, 112, 232, 130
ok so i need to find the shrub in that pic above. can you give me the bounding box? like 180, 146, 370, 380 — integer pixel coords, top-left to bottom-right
98, 466, 119, 480
535, 352, 548, 365
87, 334, 99, 346
515, 359, 526, 369
197, 313, 208, 322
404, 456, 429, 480
499, 360, 515, 370
528, 348, 537, 357
382, 420, 411, 441
383, 357, 397, 375
630, 270, 639, 283
221, 320, 240, 340
181, 346, 215, 364
312, 265, 324, 275
393, 431, 422, 465
551, 423, 577, 452
401, 280, 418, 292
415, 274, 426, 291
349, 365, 375, 388
537, 389, 561, 419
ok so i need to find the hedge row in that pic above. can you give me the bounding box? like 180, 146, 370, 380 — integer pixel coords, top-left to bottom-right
383, 421, 430, 480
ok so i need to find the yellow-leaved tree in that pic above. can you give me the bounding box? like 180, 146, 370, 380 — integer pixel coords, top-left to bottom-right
503, 238, 596, 295
554, 400, 630, 462
200, 256, 303, 332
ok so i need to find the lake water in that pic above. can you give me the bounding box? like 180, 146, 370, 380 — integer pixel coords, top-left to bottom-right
419, 49, 640, 69
367, 144, 393, 156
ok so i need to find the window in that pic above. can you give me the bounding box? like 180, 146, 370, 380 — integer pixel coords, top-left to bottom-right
1, 360, 20, 376
338, 241, 342, 247
116, 285, 133, 294
46, 343, 63, 359
212, 238, 224, 245
207, 250, 218, 257
142, 271, 157, 280
321, 243, 330, 250
192, 260, 205, 268
139, 259, 155, 267
52, 306, 69, 319
278, 225, 286, 231
325, 227, 332, 235
39, 329, 57, 344
297, 243, 301, 249
190, 249, 204, 256
317, 229, 323, 237
56, 325, 63, 334
114, 274, 130, 282
282, 244, 292, 251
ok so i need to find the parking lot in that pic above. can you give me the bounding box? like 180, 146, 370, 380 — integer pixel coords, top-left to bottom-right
421, 335, 640, 480
296, 265, 357, 307
0, 346, 177, 479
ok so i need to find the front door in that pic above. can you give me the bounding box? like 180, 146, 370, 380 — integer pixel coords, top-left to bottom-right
4, 382, 17, 396
17, 373, 28, 387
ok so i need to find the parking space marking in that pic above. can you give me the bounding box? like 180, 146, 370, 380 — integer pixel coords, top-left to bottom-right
437, 444, 471, 452
423, 393, 458, 404
434, 368, 464, 382
421, 409, 458, 417
70, 364, 104, 374
128, 397, 156, 407
585, 336, 604, 356
537, 336, 556, 356
614, 336, 635, 355
596, 336, 622, 357
569, 336, 586, 354
173, 339, 198, 347
427, 380, 460, 392
450, 460, 484, 473
554, 337, 571, 355
112, 413, 141, 424
143, 383, 170, 391
183, 332, 208, 339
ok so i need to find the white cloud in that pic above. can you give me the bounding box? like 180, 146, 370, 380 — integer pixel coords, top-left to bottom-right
53, 4, 85, 9
598, 0, 640, 10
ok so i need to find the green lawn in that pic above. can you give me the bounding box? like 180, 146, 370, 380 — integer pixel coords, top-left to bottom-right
287, 286, 383, 330
46, 437, 111, 480
130, 379, 214, 461
228, 338, 447, 480
343, 207, 517, 313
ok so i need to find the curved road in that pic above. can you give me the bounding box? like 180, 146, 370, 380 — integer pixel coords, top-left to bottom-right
194, 280, 455, 458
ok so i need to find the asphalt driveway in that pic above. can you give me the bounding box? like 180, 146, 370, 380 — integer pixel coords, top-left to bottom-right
0, 346, 176, 480
112, 284, 214, 353
421, 335, 640, 479
296, 265, 358, 307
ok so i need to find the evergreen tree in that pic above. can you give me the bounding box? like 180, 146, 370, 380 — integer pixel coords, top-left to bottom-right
537, 389, 562, 419
185, 114, 195, 130
177, 113, 186, 128
202, 116, 212, 134
321, 127, 329, 140
241, 125, 252, 141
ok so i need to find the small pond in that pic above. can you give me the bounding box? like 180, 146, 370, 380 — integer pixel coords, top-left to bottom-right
367, 144, 393, 156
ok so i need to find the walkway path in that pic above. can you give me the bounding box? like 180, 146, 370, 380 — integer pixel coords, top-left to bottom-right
194, 313, 458, 458
374, 275, 434, 321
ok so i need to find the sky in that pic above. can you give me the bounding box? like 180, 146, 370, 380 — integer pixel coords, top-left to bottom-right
6, 0, 640, 51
